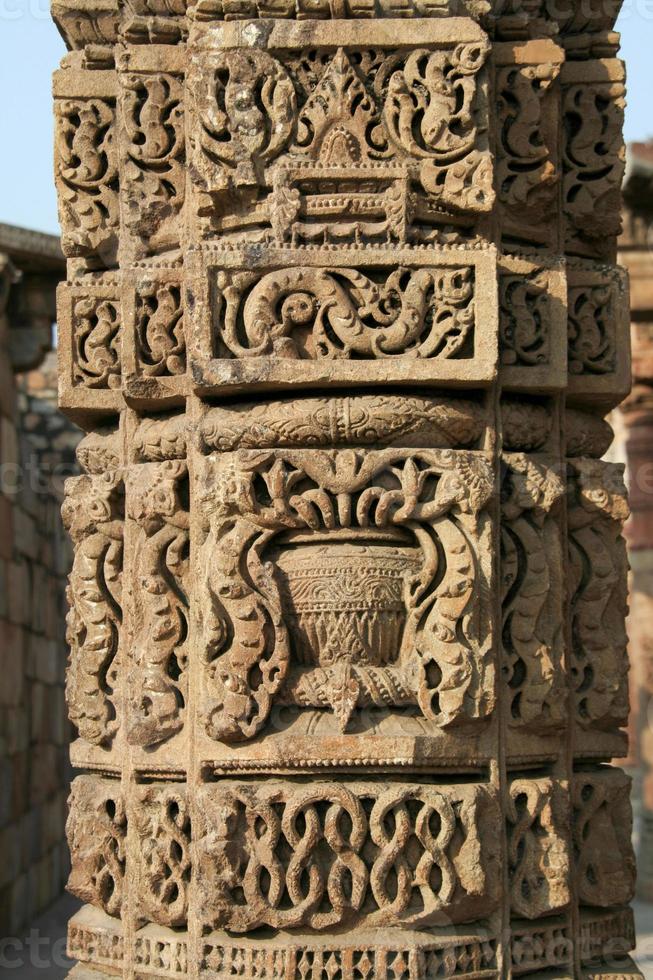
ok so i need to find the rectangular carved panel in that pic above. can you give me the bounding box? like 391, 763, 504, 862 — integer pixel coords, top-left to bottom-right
561, 59, 625, 261
194, 780, 501, 931
195, 446, 495, 748
187, 20, 493, 246
567, 460, 629, 750
572, 767, 636, 909
116, 46, 186, 261
495, 40, 564, 249
54, 69, 120, 269
58, 278, 123, 416
188, 247, 498, 393
498, 254, 567, 393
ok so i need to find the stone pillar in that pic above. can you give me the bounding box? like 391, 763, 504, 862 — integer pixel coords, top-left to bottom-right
51, 1, 640, 977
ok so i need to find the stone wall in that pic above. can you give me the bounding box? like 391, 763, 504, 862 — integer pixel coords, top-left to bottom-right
0, 231, 79, 938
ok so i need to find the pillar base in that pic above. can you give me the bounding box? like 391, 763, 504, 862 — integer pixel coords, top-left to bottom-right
66, 904, 644, 980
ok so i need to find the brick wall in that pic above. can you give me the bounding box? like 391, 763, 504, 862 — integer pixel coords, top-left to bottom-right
0, 320, 80, 934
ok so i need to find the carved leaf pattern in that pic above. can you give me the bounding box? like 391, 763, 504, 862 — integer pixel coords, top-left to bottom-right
55, 97, 119, 264
63, 473, 124, 747
127, 462, 190, 747
121, 72, 185, 253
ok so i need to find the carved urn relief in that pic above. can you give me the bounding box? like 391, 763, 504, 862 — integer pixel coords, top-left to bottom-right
53, 0, 638, 976
273, 534, 422, 667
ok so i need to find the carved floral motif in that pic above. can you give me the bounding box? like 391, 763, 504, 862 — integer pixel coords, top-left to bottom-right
120, 71, 185, 255
189, 33, 492, 243
54, 95, 119, 266
126, 462, 190, 747
197, 448, 494, 740
63, 473, 124, 746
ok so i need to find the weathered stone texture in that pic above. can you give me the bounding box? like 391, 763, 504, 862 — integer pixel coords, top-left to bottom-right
51, 0, 639, 976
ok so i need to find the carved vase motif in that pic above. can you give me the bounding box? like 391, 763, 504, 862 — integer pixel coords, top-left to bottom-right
273, 533, 422, 667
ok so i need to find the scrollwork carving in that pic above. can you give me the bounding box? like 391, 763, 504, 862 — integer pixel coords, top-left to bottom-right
568, 459, 630, 734
135, 280, 186, 377
127, 461, 190, 747
496, 58, 560, 236
54, 94, 119, 266
383, 42, 493, 210
501, 455, 566, 732
215, 265, 476, 360
500, 269, 550, 367
562, 64, 625, 253
120, 71, 185, 255
568, 281, 617, 376
72, 294, 122, 389
63, 473, 124, 746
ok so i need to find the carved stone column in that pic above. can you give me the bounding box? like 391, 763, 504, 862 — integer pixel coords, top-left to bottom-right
52, 1, 640, 977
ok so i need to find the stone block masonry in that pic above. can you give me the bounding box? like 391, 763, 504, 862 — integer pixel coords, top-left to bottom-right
0, 226, 81, 938
51, 0, 640, 977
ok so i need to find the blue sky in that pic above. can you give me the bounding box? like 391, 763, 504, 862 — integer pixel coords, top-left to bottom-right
0, 2, 651, 235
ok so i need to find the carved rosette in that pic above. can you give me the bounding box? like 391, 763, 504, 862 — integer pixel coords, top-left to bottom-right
54, 1, 638, 977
